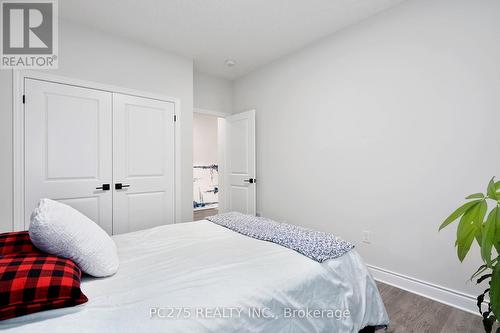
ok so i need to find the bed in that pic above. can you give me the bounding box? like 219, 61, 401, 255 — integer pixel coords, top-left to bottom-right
1, 220, 389, 332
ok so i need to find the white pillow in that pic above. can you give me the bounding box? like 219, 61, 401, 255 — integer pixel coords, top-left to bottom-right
29, 198, 119, 277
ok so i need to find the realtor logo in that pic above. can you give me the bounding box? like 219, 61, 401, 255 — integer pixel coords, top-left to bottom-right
1, 0, 58, 69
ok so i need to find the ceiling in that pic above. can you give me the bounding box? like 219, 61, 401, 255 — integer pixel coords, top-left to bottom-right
60, 0, 405, 79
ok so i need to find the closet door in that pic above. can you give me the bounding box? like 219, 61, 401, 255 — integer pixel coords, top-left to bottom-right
25, 79, 113, 233
112, 93, 175, 234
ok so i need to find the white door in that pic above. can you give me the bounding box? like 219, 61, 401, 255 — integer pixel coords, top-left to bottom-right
112, 93, 175, 234
25, 79, 113, 233
224, 110, 256, 215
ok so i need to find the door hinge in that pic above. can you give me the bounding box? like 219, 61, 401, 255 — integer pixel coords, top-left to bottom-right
22, 95, 25, 104
173, 114, 177, 122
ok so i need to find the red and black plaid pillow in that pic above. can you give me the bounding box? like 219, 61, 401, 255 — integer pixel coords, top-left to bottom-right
0, 253, 88, 320
0, 231, 42, 256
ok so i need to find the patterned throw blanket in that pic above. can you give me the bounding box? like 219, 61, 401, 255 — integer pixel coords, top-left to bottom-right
206, 212, 354, 262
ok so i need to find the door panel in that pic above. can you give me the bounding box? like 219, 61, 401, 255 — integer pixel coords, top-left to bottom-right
225, 110, 256, 215
113, 93, 175, 234
25, 79, 113, 233
229, 119, 249, 173
127, 191, 167, 231
126, 106, 166, 177
229, 186, 250, 213
46, 97, 100, 179
57, 197, 100, 223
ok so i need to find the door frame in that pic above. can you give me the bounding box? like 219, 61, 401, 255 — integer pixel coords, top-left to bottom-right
192, 108, 256, 215
12, 70, 181, 231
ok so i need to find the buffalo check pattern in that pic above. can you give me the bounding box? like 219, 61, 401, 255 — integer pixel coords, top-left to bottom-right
0, 253, 88, 320
0, 231, 42, 256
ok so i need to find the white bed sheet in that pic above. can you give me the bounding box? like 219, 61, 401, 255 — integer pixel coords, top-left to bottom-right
1, 221, 389, 332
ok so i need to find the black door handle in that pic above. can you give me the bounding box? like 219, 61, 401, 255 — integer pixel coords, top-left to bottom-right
115, 183, 131, 190
243, 178, 256, 184
96, 184, 110, 191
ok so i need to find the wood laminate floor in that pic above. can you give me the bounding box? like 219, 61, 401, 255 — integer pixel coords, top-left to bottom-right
193, 208, 218, 221
376, 282, 485, 333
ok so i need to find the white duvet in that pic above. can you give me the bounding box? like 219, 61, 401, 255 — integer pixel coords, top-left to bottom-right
1, 221, 389, 332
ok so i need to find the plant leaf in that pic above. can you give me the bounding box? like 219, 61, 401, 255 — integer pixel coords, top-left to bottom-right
495, 180, 500, 191
482, 207, 498, 266
439, 199, 482, 231
489, 263, 500, 320
456, 210, 478, 262
475, 200, 488, 227
475, 226, 483, 246
494, 207, 500, 256
473, 259, 499, 280
457, 228, 476, 262
472, 264, 489, 281
478, 274, 493, 284
488, 177, 498, 200
456, 204, 485, 262
467, 193, 485, 199
478, 288, 490, 315
494, 242, 500, 254
471, 201, 487, 247
484, 315, 494, 333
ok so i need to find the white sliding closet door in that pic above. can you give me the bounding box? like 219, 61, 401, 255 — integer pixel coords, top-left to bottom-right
25, 79, 113, 233
112, 94, 175, 234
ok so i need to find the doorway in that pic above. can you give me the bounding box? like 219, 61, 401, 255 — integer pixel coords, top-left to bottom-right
192, 109, 256, 221
193, 113, 222, 221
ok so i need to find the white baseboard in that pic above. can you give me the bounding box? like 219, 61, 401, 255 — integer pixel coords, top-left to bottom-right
368, 265, 481, 316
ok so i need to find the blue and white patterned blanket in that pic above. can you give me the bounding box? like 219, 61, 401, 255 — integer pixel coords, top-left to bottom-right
206, 212, 354, 262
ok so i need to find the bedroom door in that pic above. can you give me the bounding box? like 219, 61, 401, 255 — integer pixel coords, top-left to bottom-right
25, 79, 113, 234
112, 93, 176, 234
224, 110, 256, 215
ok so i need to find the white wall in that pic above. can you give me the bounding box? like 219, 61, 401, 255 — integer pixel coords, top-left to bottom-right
0, 20, 194, 231
193, 114, 218, 165
194, 71, 233, 114
233, 0, 500, 299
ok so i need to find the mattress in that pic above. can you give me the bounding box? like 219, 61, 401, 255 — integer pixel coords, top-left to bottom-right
1, 221, 389, 332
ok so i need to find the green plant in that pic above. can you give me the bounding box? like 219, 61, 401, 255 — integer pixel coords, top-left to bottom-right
439, 177, 500, 333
